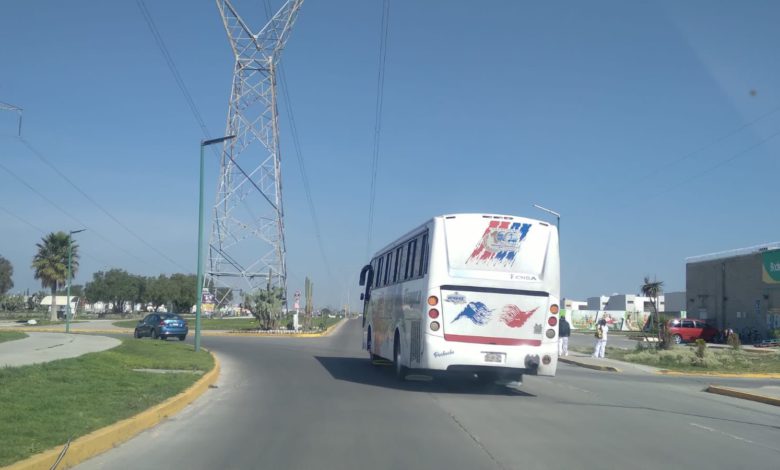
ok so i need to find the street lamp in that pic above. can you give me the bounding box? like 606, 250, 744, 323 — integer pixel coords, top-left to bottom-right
196, 135, 235, 352
66, 229, 86, 334
532, 204, 560, 235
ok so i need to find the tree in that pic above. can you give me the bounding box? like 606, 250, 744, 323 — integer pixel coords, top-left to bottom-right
168, 273, 197, 313
246, 287, 285, 330
640, 276, 664, 343
32, 232, 78, 320
146, 275, 174, 311
85, 269, 142, 314
0, 255, 13, 295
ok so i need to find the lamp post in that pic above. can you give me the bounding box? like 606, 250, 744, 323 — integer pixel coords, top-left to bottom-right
532, 204, 560, 235
66, 229, 86, 333
196, 135, 236, 352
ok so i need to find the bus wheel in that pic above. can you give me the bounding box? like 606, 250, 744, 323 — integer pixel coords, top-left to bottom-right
367, 328, 380, 365
393, 332, 407, 381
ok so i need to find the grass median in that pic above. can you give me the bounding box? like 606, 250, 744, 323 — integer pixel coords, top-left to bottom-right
0, 331, 27, 344
113, 316, 342, 331
0, 338, 214, 467
588, 345, 780, 374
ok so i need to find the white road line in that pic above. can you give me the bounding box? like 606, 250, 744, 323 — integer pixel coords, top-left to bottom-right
689, 422, 780, 453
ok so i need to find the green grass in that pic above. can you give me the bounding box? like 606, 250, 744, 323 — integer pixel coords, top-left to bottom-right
0, 331, 28, 343
594, 345, 780, 374
0, 339, 214, 466
113, 315, 343, 331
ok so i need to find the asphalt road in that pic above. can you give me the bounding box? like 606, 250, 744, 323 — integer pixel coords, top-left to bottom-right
77, 319, 780, 470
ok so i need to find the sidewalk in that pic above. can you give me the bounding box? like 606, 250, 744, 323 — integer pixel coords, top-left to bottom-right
558, 351, 660, 375
0, 332, 120, 368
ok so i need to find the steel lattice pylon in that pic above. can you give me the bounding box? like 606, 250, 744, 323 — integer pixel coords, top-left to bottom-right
209, 0, 303, 303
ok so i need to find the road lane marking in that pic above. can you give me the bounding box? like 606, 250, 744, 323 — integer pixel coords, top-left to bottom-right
689, 423, 780, 454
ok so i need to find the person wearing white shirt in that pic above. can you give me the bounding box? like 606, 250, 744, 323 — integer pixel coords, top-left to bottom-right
592, 318, 608, 358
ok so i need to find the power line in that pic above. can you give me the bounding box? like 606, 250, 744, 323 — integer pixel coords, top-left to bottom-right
0, 160, 150, 268
264, 0, 333, 280
634, 102, 780, 186
0, 204, 113, 268
366, 0, 391, 258
17, 137, 189, 272
135, 0, 215, 145
628, 127, 780, 207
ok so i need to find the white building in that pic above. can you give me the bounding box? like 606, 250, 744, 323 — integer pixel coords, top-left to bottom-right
562, 298, 587, 311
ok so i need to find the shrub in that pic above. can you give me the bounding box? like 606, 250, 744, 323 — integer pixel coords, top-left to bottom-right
694, 339, 707, 359
772, 329, 780, 340
727, 333, 741, 350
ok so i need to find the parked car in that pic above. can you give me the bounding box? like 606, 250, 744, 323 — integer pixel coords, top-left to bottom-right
666, 318, 718, 344
134, 313, 188, 341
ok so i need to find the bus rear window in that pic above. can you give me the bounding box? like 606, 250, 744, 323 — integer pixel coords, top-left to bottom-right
443, 217, 550, 278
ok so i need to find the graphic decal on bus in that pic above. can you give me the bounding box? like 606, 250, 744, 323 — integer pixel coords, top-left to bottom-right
451, 302, 493, 325
500, 305, 538, 328
466, 221, 531, 266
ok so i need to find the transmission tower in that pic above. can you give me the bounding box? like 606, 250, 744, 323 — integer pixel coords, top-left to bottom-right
209, 0, 303, 304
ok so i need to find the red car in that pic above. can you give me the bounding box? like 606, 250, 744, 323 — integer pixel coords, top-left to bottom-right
666, 318, 718, 344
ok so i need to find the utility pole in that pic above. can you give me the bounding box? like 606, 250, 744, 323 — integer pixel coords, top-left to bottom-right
209, 0, 304, 309
66, 229, 85, 333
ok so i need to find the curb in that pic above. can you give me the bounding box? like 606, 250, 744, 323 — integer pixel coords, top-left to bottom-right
559, 357, 621, 372
659, 370, 780, 379
705, 385, 780, 407
2, 351, 221, 470
208, 318, 347, 338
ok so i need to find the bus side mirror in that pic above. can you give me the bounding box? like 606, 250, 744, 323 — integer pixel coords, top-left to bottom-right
359, 264, 373, 287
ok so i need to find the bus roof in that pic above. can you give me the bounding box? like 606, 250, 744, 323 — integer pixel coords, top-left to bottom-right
370, 213, 551, 258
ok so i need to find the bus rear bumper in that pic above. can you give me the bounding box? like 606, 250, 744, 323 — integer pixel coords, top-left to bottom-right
419, 333, 558, 377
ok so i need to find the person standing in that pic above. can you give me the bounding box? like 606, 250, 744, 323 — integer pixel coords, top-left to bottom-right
592, 318, 609, 358
559, 315, 571, 356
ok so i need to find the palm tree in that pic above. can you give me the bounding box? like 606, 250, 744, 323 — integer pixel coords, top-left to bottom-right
640, 276, 664, 342
31, 232, 79, 321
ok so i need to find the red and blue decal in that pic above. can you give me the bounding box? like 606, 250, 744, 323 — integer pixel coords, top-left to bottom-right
466, 221, 531, 266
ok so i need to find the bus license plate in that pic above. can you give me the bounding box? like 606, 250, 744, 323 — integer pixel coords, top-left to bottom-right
484, 352, 504, 363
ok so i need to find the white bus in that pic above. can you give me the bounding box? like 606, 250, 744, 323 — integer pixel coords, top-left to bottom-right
359, 213, 560, 383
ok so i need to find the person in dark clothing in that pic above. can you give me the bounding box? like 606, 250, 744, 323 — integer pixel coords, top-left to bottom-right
558, 315, 571, 356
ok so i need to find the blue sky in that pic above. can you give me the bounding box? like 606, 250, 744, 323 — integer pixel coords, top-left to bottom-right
1, 0, 778, 309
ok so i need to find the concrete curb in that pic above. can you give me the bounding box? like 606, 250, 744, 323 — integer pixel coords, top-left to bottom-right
705, 385, 780, 407
558, 357, 621, 372
659, 370, 780, 379
2, 351, 221, 470
203, 318, 347, 338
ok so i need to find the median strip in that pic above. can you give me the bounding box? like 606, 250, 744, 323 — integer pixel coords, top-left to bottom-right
0, 340, 218, 469
705, 385, 780, 407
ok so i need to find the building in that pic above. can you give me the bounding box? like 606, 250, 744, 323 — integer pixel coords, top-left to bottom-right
587, 294, 670, 314
40, 296, 78, 317
664, 291, 686, 314
686, 242, 780, 333
562, 299, 587, 311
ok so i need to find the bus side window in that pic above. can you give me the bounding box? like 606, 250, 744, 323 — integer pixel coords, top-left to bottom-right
419, 232, 429, 276
405, 239, 416, 280
375, 257, 384, 288
384, 252, 392, 285
394, 246, 403, 283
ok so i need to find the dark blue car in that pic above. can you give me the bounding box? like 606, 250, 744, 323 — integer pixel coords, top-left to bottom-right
134, 313, 188, 341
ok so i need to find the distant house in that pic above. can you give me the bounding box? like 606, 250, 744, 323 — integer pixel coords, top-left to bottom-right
40, 296, 79, 317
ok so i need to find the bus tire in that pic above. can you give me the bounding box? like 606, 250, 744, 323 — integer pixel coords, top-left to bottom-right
394, 331, 407, 381
367, 327, 380, 365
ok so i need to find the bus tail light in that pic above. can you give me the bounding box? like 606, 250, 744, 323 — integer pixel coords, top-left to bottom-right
428, 296, 438, 306
546, 329, 556, 339
549, 304, 559, 314
430, 321, 440, 331
428, 309, 439, 319
542, 355, 551, 365
547, 316, 557, 327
